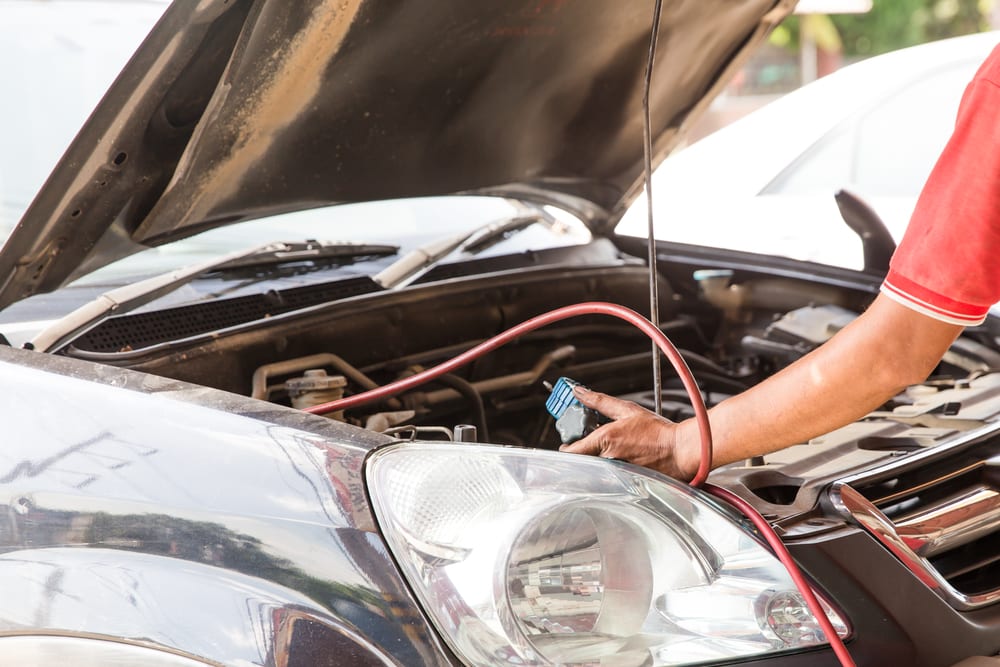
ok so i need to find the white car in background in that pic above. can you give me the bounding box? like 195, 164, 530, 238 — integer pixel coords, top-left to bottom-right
620, 31, 999, 271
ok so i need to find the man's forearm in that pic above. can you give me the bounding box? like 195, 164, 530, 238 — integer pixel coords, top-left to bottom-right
680, 293, 964, 469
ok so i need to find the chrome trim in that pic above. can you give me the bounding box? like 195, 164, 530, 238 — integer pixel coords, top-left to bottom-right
830, 483, 1000, 610
830, 421, 1000, 610
895, 485, 1000, 557
870, 461, 983, 507
835, 421, 1000, 490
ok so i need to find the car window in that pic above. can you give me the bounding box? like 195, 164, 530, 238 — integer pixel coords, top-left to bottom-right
764, 61, 977, 199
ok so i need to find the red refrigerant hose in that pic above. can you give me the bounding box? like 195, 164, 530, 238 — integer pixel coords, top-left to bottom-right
304, 301, 855, 666
305, 301, 714, 482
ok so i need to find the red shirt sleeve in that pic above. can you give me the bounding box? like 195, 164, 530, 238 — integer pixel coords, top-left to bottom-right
881, 45, 1000, 326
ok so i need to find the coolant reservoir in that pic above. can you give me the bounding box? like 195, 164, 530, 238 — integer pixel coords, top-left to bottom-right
286, 369, 348, 419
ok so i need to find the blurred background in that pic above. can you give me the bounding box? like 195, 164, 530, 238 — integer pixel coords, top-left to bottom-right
692, 0, 1000, 140
615, 0, 1000, 269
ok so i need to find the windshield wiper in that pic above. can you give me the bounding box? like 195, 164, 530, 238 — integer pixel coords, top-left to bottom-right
29, 240, 398, 353
374, 202, 558, 289
207, 240, 397, 272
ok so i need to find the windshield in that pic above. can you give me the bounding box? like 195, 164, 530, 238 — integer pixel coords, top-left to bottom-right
762, 61, 973, 200
0, 1, 167, 238
74, 196, 591, 285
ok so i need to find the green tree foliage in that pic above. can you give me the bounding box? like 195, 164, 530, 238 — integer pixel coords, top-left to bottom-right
773, 0, 992, 58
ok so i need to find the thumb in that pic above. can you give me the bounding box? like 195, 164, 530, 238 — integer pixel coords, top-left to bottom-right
560, 420, 614, 456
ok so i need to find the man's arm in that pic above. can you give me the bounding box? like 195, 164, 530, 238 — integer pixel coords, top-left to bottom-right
561, 293, 964, 480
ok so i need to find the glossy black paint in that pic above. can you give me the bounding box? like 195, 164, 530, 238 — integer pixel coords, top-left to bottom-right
3, 318, 999, 665
0, 346, 452, 666
0, 0, 795, 308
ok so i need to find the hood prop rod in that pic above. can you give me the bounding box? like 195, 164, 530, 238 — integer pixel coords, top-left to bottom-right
642, 0, 664, 417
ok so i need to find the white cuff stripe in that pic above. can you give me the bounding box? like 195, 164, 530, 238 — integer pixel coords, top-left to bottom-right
880, 283, 986, 326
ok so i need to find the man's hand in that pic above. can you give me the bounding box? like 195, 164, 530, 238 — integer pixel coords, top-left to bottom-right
558, 295, 963, 483
559, 385, 700, 481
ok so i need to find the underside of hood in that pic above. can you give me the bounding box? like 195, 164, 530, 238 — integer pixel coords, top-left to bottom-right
0, 0, 794, 309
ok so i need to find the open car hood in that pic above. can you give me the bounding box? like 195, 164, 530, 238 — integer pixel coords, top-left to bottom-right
0, 0, 795, 309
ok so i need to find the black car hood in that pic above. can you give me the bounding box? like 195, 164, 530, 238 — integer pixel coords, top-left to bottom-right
0, 0, 794, 309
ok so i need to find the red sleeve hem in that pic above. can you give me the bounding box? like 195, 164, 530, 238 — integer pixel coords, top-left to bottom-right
882, 270, 988, 326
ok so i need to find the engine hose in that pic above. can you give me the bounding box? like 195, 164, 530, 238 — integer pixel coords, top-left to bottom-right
305, 301, 712, 484
303, 301, 855, 665
425, 373, 490, 443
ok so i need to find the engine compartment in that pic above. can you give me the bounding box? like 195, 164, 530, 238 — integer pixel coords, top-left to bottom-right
45, 237, 1000, 631
59, 242, 1000, 516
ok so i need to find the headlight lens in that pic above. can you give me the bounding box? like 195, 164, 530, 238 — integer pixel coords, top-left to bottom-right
367, 444, 848, 666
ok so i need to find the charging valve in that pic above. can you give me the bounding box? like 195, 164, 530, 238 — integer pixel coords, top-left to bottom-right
545, 377, 605, 444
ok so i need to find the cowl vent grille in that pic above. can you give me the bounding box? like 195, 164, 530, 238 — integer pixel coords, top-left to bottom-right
831, 423, 1000, 610
69, 276, 382, 354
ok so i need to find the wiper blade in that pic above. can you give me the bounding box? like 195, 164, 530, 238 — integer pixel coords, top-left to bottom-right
374, 203, 557, 289
30, 240, 398, 353
207, 240, 397, 272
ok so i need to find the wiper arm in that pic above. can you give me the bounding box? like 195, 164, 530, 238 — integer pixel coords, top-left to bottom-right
30, 240, 398, 353
207, 240, 397, 272
374, 203, 558, 289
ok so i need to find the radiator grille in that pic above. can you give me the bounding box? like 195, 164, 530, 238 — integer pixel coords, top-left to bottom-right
832, 424, 1000, 610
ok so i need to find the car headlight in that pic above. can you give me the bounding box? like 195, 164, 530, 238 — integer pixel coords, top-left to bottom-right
367, 443, 849, 666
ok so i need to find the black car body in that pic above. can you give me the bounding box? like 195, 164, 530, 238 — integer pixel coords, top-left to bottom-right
3, 1, 1000, 666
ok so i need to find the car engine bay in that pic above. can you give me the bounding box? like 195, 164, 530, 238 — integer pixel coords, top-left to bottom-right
56, 238, 1000, 504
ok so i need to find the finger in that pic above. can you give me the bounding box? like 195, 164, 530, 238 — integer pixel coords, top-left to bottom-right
572, 386, 648, 420
559, 425, 609, 457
